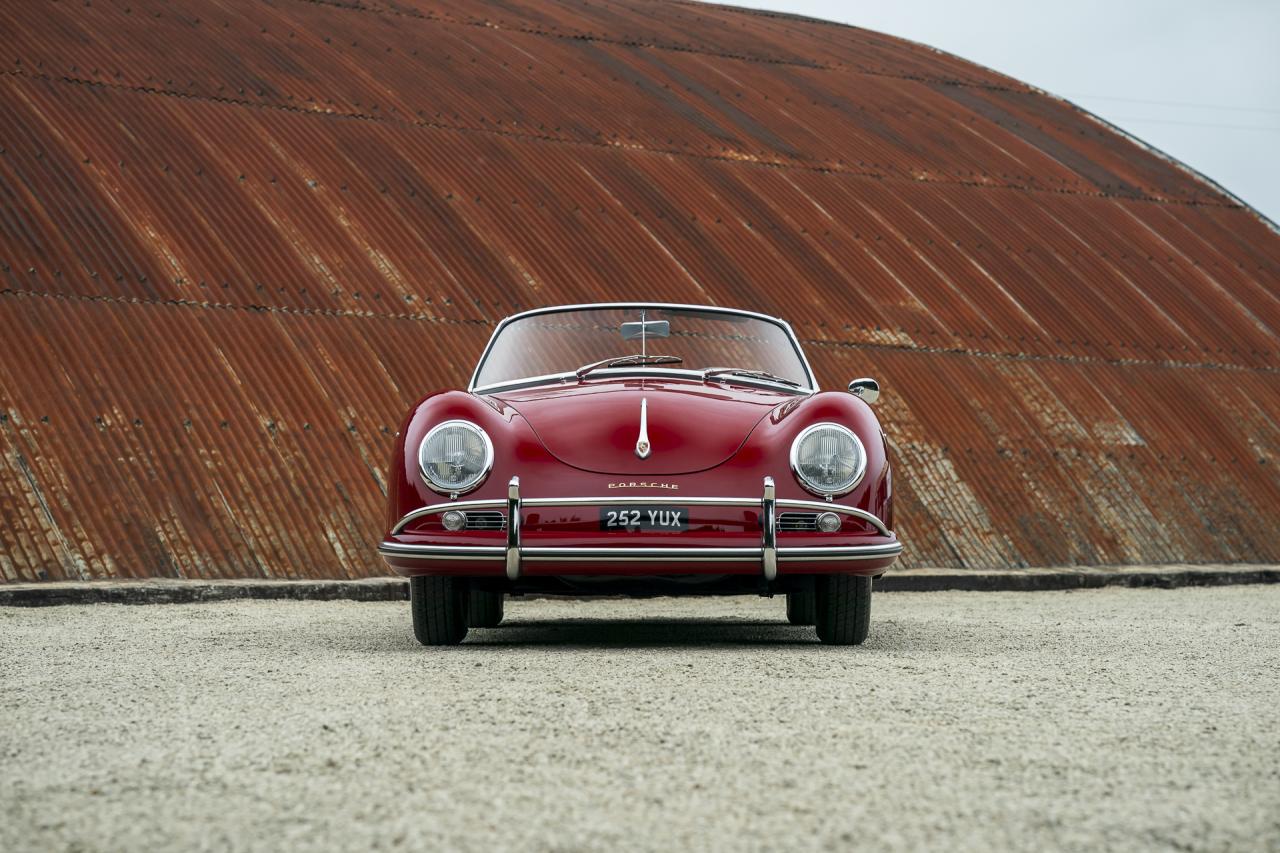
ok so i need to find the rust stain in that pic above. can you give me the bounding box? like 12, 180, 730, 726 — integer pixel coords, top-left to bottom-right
0, 0, 1277, 581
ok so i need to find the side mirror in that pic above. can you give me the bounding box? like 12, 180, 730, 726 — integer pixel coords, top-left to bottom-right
848, 377, 880, 404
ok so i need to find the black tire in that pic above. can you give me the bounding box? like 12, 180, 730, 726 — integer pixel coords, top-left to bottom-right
786, 586, 816, 625
814, 575, 873, 645
466, 588, 504, 628
409, 576, 468, 646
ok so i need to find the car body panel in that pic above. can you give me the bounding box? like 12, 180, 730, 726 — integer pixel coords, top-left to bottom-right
381, 305, 900, 589
491, 379, 794, 475
383, 390, 898, 582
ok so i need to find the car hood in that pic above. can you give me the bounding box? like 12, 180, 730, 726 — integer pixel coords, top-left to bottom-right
489, 379, 794, 475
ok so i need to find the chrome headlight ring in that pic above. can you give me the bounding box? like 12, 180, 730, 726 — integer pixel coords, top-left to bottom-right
789, 422, 867, 498
418, 420, 494, 496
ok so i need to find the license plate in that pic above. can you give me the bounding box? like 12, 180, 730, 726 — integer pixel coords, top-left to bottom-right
600, 506, 689, 532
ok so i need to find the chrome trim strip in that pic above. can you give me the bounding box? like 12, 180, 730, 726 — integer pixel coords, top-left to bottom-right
778, 543, 903, 561
470, 369, 574, 394
635, 397, 651, 459
774, 500, 890, 536
378, 542, 902, 563
390, 495, 892, 538
506, 476, 521, 580
522, 544, 903, 561
523, 547, 762, 562
390, 499, 506, 535
377, 543, 506, 560
527, 496, 761, 508
761, 476, 777, 581
468, 303, 818, 393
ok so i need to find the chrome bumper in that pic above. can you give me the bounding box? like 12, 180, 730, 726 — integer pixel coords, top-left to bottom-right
379, 477, 902, 581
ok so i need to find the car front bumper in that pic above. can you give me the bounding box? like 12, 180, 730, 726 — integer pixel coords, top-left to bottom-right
379, 476, 902, 579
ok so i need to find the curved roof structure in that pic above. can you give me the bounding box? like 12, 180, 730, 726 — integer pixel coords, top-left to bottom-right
1, 0, 1277, 581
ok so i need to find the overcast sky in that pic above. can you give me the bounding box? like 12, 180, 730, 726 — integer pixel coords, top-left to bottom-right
704, 0, 1280, 226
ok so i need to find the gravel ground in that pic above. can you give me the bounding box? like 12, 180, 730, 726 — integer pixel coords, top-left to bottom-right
1, 586, 1278, 852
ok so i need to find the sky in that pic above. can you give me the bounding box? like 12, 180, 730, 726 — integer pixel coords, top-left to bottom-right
700, 0, 1280, 225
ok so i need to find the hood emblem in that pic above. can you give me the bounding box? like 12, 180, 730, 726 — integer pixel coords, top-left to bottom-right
635, 397, 651, 459
609, 481, 679, 490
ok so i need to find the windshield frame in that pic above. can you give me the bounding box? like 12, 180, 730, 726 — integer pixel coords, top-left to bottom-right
468, 303, 818, 395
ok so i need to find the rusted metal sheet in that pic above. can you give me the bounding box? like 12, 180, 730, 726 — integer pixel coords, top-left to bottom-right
0, 0, 1276, 582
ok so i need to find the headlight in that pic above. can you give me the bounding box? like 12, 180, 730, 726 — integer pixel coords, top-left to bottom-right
790, 423, 866, 497
418, 420, 493, 495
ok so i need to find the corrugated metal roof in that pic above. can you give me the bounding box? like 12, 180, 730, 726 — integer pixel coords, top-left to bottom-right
0, 0, 1276, 581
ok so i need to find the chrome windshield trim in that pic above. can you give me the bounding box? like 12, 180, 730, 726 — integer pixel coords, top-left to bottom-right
496, 302, 791, 326
468, 303, 818, 393
471, 368, 814, 397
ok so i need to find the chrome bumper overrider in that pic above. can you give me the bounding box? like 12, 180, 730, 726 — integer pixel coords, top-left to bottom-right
379, 476, 902, 581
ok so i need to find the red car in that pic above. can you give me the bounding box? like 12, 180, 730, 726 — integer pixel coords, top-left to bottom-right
380, 304, 901, 645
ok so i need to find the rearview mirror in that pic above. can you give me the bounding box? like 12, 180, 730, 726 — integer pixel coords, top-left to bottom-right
620, 320, 670, 340
848, 377, 880, 404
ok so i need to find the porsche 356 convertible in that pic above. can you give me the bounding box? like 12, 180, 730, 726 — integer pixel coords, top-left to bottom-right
379, 304, 901, 645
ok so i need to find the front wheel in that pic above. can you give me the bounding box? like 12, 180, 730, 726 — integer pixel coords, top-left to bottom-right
786, 585, 816, 625
409, 576, 468, 645
467, 588, 504, 628
814, 575, 873, 645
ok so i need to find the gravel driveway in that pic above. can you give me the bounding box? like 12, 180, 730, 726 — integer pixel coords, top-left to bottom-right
2, 586, 1278, 852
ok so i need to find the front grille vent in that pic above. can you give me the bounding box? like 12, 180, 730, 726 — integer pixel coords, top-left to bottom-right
464, 511, 507, 531
777, 512, 819, 531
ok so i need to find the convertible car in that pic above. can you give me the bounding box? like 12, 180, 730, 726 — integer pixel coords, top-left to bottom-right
380, 303, 901, 645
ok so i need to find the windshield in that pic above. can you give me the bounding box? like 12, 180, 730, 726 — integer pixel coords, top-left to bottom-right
471, 306, 813, 392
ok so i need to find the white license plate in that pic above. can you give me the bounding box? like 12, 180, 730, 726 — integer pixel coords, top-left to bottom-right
600, 506, 689, 531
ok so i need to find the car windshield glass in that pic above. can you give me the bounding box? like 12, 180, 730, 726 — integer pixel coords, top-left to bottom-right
472, 306, 812, 391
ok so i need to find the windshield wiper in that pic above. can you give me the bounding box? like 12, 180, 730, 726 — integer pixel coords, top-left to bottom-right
575, 354, 683, 380
701, 367, 801, 388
